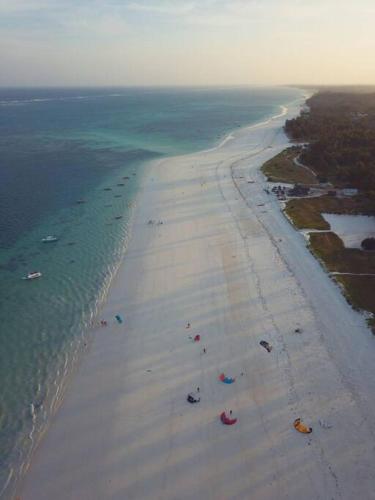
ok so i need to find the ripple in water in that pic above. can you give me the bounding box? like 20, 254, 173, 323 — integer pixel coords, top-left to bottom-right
0, 167, 140, 497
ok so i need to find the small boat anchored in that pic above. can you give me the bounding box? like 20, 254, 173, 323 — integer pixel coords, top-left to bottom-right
23, 271, 42, 280
41, 235, 58, 243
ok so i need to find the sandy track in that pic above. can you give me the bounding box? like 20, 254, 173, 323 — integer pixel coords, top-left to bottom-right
20, 102, 375, 500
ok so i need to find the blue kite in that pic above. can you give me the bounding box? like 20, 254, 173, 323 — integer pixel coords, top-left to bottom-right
219, 373, 235, 384
115, 314, 123, 324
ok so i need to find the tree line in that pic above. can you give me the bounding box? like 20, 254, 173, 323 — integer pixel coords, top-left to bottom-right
285, 92, 375, 195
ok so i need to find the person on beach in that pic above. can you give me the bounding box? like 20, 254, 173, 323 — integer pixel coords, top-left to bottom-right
186, 322, 191, 329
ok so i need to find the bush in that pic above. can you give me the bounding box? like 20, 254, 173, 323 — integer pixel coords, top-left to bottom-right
361, 237, 375, 250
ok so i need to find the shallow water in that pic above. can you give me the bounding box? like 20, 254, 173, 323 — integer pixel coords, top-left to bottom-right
0, 86, 302, 496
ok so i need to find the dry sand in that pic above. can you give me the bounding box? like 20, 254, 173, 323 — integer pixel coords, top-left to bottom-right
20, 100, 375, 499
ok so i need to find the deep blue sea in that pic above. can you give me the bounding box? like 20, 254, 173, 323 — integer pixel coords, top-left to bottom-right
0, 86, 302, 496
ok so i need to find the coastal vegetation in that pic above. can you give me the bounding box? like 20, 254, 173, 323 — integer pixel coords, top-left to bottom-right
334, 275, 375, 329
261, 146, 318, 184
285, 92, 375, 194
309, 232, 375, 274
362, 237, 375, 251
308, 231, 375, 318
285, 195, 375, 231
266, 91, 375, 328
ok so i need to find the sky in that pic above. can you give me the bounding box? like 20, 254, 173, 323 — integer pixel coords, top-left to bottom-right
0, 0, 374, 86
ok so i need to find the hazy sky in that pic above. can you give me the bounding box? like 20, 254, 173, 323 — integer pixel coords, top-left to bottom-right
1, 0, 374, 86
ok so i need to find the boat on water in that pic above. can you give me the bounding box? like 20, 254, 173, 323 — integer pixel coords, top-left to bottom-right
23, 271, 42, 280
41, 235, 58, 243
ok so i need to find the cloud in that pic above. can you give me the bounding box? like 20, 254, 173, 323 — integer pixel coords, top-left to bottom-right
126, 1, 197, 16
124, 0, 375, 27
120, 0, 325, 27
0, 0, 364, 34
0, 1, 130, 40
1, 0, 375, 86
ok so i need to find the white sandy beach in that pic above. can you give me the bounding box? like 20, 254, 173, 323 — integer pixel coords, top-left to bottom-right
20, 101, 375, 500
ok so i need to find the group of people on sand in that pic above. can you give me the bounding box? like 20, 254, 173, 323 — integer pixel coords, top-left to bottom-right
185, 322, 236, 424
185, 321, 313, 432
98, 318, 312, 432
147, 219, 163, 225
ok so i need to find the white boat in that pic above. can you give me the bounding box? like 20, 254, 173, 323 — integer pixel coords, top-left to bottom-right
23, 271, 42, 280
41, 235, 58, 243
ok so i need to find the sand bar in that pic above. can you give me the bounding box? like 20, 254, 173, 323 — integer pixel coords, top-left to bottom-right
20, 100, 375, 499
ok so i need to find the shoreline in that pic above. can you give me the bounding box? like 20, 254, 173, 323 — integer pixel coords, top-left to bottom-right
15, 98, 305, 498
0, 158, 147, 500
5, 101, 297, 499
20, 93, 375, 499
4, 98, 297, 500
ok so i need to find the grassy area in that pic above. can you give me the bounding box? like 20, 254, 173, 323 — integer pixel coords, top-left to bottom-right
284, 199, 375, 330
261, 147, 318, 185
285, 198, 329, 230
309, 232, 375, 274
335, 275, 375, 319
285, 195, 375, 230
308, 232, 375, 329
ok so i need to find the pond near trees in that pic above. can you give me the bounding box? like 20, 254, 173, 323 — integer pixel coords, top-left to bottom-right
322, 213, 375, 249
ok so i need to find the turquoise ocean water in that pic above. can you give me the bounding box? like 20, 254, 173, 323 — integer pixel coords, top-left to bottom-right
0, 86, 302, 496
